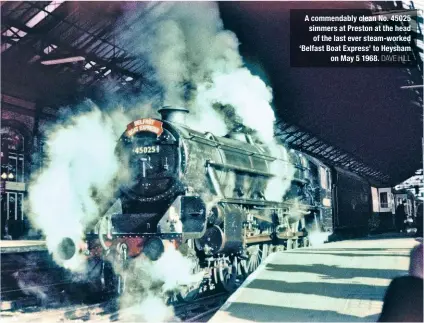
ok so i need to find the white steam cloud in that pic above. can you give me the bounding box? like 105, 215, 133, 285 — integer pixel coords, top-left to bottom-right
117, 2, 275, 142
151, 19, 189, 106
265, 143, 296, 201
118, 245, 204, 322
193, 70, 275, 142
27, 104, 130, 270
308, 230, 331, 247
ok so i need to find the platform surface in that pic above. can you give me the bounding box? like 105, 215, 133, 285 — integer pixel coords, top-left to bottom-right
0, 240, 47, 254
211, 234, 421, 322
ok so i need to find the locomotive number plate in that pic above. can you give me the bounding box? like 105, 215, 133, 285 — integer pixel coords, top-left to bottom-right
133, 145, 160, 154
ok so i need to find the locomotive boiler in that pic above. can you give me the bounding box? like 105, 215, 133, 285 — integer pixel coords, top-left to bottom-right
57, 106, 333, 298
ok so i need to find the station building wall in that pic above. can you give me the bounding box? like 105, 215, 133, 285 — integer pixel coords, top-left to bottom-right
1, 94, 56, 240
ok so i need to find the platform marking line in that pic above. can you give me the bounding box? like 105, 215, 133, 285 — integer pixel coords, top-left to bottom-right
221, 252, 278, 311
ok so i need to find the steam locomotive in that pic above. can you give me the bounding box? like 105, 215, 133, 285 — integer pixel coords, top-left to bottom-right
57, 106, 339, 299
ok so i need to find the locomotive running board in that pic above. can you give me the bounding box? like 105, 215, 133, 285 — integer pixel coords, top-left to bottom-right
245, 232, 305, 244
207, 160, 276, 177
277, 232, 305, 239
220, 198, 287, 207
220, 198, 315, 210
245, 234, 273, 244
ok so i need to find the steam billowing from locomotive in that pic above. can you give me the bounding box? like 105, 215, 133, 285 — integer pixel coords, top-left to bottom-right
116, 2, 276, 142
27, 107, 130, 270
24, 3, 332, 317
28, 2, 291, 262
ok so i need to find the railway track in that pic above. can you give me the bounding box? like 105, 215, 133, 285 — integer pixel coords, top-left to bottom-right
0, 274, 113, 311
1, 238, 309, 321
1, 300, 114, 322
1, 292, 228, 322
1, 253, 230, 321
104, 292, 229, 322
0, 240, 303, 321
175, 293, 228, 322
185, 305, 223, 322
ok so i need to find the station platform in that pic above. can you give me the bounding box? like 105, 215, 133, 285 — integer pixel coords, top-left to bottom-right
0, 240, 47, 254
211, 234, 421, 322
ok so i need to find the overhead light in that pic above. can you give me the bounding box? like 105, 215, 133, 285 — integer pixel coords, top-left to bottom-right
28, 55, 41, 63
1, 43, 12, 53
1, 27, 27, 53
26, 1, 66, 28
84, 61, 97, 70
400, 84, 423, 89
1, 173, 7, 179
2, 27, 27, 38
41, 56, 85, 65
43, 44, 58, 54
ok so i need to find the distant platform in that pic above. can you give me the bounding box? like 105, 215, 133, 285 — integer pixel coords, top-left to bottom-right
0, 240, 47, 254
211, 234, 420, 322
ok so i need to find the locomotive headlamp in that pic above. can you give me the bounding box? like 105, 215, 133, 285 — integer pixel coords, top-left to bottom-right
322, 198, 332, 207
8, 173, 14, 179
143, 237, 165, 261
1, 173, 7, 179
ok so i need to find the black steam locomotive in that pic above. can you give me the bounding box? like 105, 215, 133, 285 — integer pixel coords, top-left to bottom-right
57, 106, 369, 299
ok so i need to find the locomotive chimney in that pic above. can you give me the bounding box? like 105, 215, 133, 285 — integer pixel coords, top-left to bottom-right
158, 106, 189, 124
227, 124, 247, 142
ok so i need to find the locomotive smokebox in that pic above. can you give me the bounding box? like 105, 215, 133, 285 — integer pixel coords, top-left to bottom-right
158, 106, 189, 124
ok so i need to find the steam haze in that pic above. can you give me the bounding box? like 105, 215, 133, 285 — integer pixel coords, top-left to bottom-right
23, 2, 308, 315
117, 245, 204, 322
116, 2, 276, 142
27, 104, 130, 270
